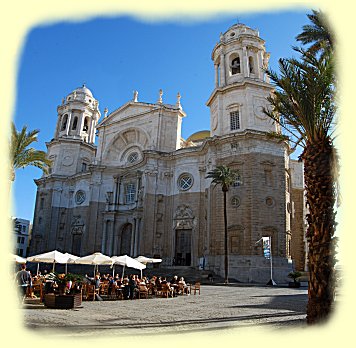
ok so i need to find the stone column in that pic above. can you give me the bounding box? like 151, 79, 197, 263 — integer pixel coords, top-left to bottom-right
118, 179, 124, 205
214, 63, 219, 88
106, 220, 115, 256
135, 219, 141, 256
65, 111, 72, 136
79, 113, 85, 135
220, 52, 226, 86
101, 220, 108, 254
54, 114, 61, 138
242, 47, 248, 78
105, 220, 111, 255
113, 177, 119, 210
130, 219, 136, 256
257, 50, 263, 80
135, 177, 140, 203
87, 119, 93, 143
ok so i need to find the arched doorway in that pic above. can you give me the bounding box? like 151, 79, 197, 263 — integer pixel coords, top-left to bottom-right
120, 223, 133, 255
72, 233, 82, 256
175, 229, 192, 266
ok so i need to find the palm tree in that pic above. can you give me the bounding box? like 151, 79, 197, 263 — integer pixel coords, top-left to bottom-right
296, 9, 334, 57
263, 45, 337, 323
206, 165, 239, 284
10, 122, 51, 181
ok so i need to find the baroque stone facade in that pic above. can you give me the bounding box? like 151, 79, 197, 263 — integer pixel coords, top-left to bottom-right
30, 23, 306, 283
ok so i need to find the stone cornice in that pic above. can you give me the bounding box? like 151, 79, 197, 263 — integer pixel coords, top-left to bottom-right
206, 79, 273, 106
46, 138, 97, 151
211, 35, 265, 60
97, 102, 186, 129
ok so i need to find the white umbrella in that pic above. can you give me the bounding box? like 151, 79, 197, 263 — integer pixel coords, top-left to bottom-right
112, 255, 146, 279
12, 254, 27, 264
63, 252, 80, 274
26, 250, 68, 273
135, 256, 161, 278
135, 256, 162, 265
74, 252, 113, 277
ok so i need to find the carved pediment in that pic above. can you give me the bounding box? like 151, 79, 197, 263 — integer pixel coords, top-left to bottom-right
173, 205, 197, 230
98, 102, 155, 127
174, 204, 194, 219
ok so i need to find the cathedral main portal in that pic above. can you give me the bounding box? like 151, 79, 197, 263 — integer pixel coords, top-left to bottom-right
175, 229, 192, 266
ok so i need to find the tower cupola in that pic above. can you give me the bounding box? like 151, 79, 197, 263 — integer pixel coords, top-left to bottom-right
54, 84, 101, 144
211, 23, 270, 87
207, 23, 278, 137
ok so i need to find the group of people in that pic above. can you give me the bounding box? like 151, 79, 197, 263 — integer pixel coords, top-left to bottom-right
14, 264, 82, 301
85, 273, 191, 300
15, 264, 192, 302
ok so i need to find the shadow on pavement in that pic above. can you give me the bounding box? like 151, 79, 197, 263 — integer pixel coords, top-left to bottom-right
229, 293, 308, 313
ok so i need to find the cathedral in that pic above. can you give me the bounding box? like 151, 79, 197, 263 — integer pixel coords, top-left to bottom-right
30, 23, 306, 283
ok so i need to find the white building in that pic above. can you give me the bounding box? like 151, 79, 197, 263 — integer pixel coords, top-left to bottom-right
13, 217, 31, 257
29, 23, 306, 282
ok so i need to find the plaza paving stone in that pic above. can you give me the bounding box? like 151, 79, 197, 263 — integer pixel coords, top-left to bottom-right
21, 284, 311, 337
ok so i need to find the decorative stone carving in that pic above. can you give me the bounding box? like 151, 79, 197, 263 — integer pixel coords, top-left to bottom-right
158, 89, 163, 104
133, 90, 138, 102
173, 204, 196, 230
71, 215, 85, 235
175, 204, 193, 219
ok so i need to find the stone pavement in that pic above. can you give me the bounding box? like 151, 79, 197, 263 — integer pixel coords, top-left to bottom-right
21, 284, 310, 337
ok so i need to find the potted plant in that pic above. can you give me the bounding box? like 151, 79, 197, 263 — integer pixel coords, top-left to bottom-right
288, 271, 302, 288
44, 272, 83, 309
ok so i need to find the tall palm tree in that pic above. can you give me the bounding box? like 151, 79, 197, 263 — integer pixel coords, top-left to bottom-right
296, 9, 334, 57
10, 122, 51, 181
206, 165, 239, 284
264, 44, 337, 323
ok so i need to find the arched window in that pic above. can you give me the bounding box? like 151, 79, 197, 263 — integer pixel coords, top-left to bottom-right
83, 117, 89, 132
249, 56, 254, 74
127, 152, 139, 164
72, 117, 78, 130
231, 57, 241, 74
61, 114, 68, 131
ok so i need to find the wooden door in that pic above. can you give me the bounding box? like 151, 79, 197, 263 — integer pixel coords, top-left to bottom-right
175, 229, 192, 266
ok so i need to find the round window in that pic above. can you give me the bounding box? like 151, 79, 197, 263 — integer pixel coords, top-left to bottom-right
127, 152, 139, 164
231, 196, 240, 207
75, 190, 86, 205
265, 197, 275, 207
178, 173, 193, 191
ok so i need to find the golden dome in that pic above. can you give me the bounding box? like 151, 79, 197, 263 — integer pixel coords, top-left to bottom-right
186, 130, 210, 143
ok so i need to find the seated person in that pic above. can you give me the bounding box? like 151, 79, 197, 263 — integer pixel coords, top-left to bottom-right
70, 278, 83, 294
178, 277, 189, 294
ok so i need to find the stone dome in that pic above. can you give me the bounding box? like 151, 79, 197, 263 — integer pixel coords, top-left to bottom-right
73, 84, 93, 97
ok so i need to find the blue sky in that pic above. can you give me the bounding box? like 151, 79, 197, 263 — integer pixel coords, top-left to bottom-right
12, 9, 309, 221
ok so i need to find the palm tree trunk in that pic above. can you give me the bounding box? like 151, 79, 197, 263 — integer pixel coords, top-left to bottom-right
223, 189, 228, 284
303, 140, 337, 324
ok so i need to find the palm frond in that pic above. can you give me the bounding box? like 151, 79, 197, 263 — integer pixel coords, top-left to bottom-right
10, 122, 51, 180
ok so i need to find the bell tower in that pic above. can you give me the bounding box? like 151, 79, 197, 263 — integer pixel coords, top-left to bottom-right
206, 24, 279, 136
54, 84, 100, 144
46, 85, 101, 176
